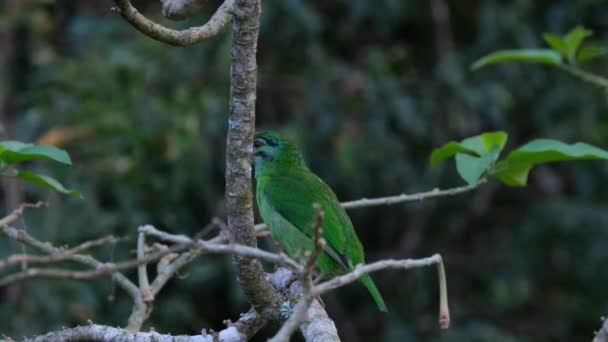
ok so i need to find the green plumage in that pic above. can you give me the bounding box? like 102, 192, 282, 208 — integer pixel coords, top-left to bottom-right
253, 131, 387, 312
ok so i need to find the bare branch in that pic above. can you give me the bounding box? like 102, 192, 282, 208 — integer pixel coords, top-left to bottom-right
593, 316, 608, 342
111, 0, 235, 46
150, 250, 196, 296
137, 231, 154, 303
139, 225, 303, 272
313, 254, 450, 329
270, 296, 315, 342
299, 300, 340, 342
224, 0, 284, 321
0, 235, 124, 270
302, 204, 325, 282
0, 217, 146, 332
0, 202, 44, 228
253, 181, 486, 232
0, 234, 305, 287
269, 205, 327, 342
26, 318, 265, 342
341, 181, 484, 209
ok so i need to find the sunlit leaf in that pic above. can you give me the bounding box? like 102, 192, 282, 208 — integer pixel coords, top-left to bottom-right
471, 49, 562, 70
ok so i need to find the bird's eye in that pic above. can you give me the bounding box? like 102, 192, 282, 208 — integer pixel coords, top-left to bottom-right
254, 140, 264, 148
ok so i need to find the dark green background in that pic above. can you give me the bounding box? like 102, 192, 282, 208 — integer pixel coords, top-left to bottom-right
1, 0, 607, 341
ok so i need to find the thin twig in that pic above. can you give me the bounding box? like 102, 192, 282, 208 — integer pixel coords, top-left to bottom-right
0, 202, 45, 228
341, 181, 484, 209
0, 219, 146, 332
0, 235, 125, 270
26, 319, 266, 342
0, 226, 303, 287
302, 204, 325, 282
253, 182, 485, 231
555, 64, 608, 90
140, 225, 303, 272
313, 254, 450, 329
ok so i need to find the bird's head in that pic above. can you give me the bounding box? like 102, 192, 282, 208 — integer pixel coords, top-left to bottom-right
253, 131, 304, 177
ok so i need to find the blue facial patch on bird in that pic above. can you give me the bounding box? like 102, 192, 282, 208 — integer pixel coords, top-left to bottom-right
254, 132, 280, 159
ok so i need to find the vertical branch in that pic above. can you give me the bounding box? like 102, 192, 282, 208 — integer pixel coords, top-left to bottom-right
226, 0, 281, 319
137, 231, 153, 303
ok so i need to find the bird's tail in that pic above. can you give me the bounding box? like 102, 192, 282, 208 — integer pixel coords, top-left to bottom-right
360, 274, 388, 312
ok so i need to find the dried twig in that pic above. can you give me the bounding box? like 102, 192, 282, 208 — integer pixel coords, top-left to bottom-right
0, 206, 146, 331
26, 317, 265, 342
0, 235, 124, 270
313, 255, 450, 329
2, 202, 449, 339
341, 180, 484, 209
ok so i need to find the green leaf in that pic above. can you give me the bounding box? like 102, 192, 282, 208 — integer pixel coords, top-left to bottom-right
490, 160, 532, 187
563, 25, 593, 63
457, 131, 508, 154
0, 141, 72, 165
490, 139, 608, 186
577, 45, 608, 63
456, 146, 502, 185
479, 131, 509, 153
429, 142, 480, 167
542, 33, 568, 56
471, 49, 562, 70
15, 171, 82, 198
432, 131, 508, 185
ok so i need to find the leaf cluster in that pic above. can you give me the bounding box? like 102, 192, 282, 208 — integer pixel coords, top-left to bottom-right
0, 141, 80, 197
431, 132, 608, 186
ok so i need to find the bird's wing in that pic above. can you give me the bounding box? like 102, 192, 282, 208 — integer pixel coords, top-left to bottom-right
261, 172, 352, 269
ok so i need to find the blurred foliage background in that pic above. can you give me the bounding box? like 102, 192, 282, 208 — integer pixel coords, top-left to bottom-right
1, 0, 607, 341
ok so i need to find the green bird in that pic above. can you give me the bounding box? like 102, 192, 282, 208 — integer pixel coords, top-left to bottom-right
253, 131, 387, 312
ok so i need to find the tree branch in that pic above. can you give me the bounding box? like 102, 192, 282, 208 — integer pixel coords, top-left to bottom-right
26, 316, 265, 342
137, 231, 154, 303
269, 204, 327, 342
3, 202, 447, 340
225, 0, 285, 321
254, 181, 486, 232
0, 235, 124, 270
0, 226, 303, 287
341, 181, 484, 209
111, 0, 235, 46
313, 254, 450, 329
0, 205, 147, 332
593, 316, 608, 342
